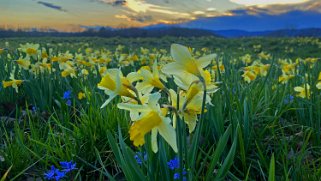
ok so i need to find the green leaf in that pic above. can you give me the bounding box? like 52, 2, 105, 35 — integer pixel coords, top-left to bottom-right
1, 165, 12, 181
268, 153, 275, 181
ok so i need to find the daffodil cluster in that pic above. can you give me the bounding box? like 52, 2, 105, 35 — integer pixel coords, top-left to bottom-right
98, 44, 218, 153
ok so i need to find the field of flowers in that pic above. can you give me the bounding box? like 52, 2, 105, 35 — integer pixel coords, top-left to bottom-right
1, 37, 321, 180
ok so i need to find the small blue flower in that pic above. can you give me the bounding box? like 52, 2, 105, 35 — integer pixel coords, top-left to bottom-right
134, 152, 147, 165
173, 173, 180, 180
44, 166, 56, 180
66, 99, 72, 106
63, 90, 72, 100
32, 106, 37, 112
44, 165, 66, 181
284, 95, 294, 104
173, 168, 187, 180
167, 157, 180, 170
54, 170, 66, 181
60, 161, 77, 173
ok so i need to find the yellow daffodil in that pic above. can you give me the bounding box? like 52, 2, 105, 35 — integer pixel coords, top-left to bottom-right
128, 61, 166, 93
2, 73, 24, 93
278, 74, 295, 84
78, 92, 86, 100
316, 82, 321, 90
240, 54, 252, 65
258, 64, 270, 76
258, 52, 271, 60
242, 70, 257, 83
99, 67, 107, 76
2, 80, 23, 91
212, 61, 225, 73
81, 69, 89, 76
162, 44, 216, 79
117, 93, 177, 153
61, 67, 77, 78
173, 70, 218, 94
294, 84, 311, 99
169, 89, 203, 133
280, 62, 297, 74
98, 69, 136, 108
16, 57, 31, 70
19, 43, 39, 56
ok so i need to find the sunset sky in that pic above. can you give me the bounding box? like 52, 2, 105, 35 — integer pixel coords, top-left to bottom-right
0, 0, 315, 31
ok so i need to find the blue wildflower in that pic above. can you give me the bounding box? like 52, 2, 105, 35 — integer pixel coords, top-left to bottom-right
44, 166, 56, 180
54, 170, 66, 181
284, 95, 294, 104
66, 99, 72, 106
173, 173, 180, 180
63, 90, 72, 100
60, 161, 77, 173
134, 152, 147, 165
173, 169, 187, 181
167, 157, 180, 170
44, 165, 66, 181
32, 106, 37, 112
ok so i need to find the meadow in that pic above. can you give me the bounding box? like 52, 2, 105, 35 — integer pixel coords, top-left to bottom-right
1, 36, 321, 180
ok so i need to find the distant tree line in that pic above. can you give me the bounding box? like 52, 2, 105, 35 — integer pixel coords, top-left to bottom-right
0, 27, 217, 38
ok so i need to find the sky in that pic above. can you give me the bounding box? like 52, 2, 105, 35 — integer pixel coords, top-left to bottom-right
0, 0, 315, 32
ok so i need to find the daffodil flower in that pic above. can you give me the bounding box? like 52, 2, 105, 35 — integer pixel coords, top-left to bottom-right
294, 84, 311, 99
173, 70, 218, 94
169, 89, 203, 133
278, 74, 294, 84
280, 62, 297, 74
2, 73, 24, 93
78, 92, 86, 100
128, 61, 167, 93
19, 43, 39, 56
316, 82, 321, 90
242, 70, 257, 83
117, 93, 177, 153
16, 57, 31, 70
98, 69, 136, 108
162, 44, 216, 80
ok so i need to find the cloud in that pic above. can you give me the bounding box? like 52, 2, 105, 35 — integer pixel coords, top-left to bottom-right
101, 0, 127, 6
115, 14, 153, 22
229, 0, 310, 7
228, 0, 321, 16
206, 8, 216, 12
37, 1, 67, 12
100, 0, 189, 16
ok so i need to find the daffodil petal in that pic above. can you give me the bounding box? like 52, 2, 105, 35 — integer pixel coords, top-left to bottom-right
162, 63, 183, 75
317, 82, 321, 90
157, 118, 178, 153
117, 103, 150, 112
148, 93, 161, 110
100, 94, 117, 108
127, 72, 142, 82
197, 53, 216, 68
171, 44, 192, 64
294, 87, 304, 92
184, 114, 198, 133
